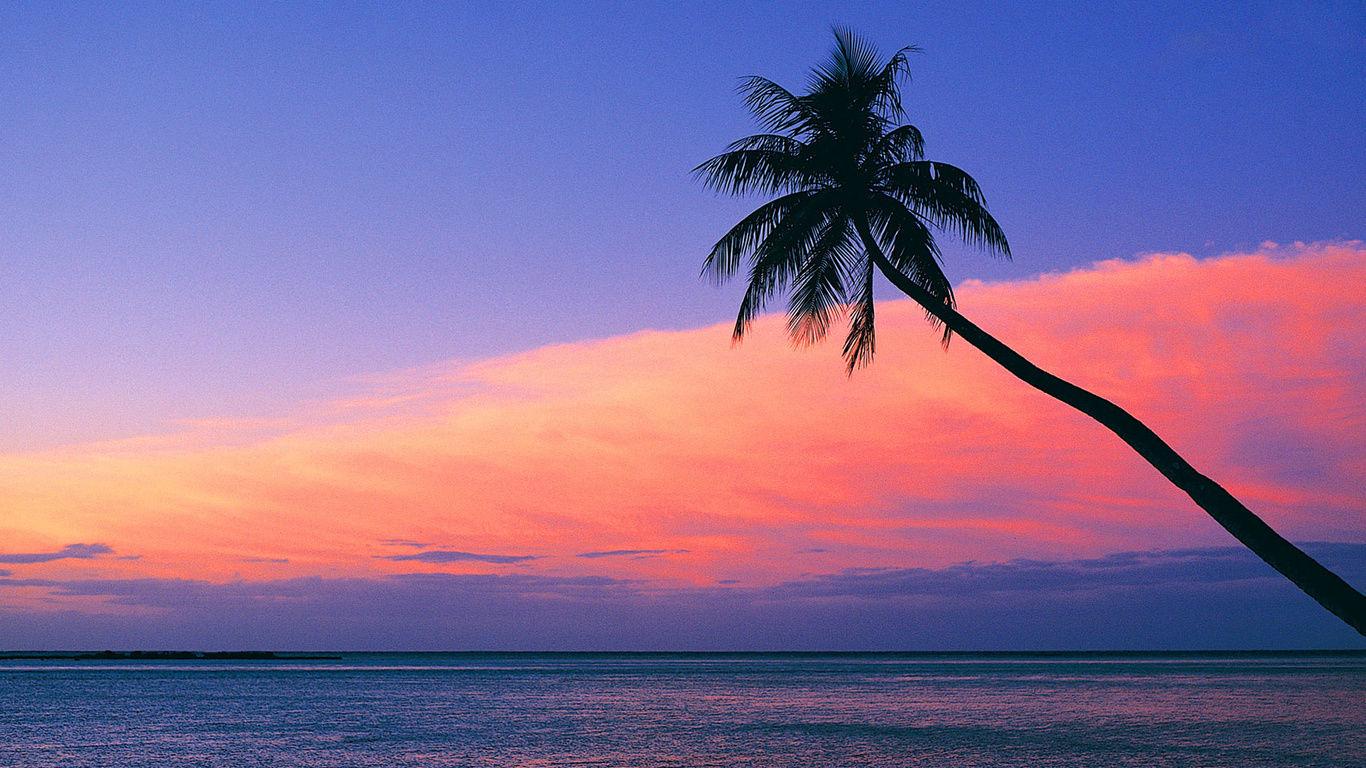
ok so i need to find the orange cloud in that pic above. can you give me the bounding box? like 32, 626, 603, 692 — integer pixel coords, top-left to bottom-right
3, 242, 1364, 608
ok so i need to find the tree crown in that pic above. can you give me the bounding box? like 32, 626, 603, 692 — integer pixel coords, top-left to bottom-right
697, 28, 1009, 371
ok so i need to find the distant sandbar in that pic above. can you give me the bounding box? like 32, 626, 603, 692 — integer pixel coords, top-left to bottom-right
0, 650, 342, 661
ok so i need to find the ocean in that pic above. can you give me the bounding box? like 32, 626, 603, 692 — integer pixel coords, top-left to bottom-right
1, 652, 1361, 767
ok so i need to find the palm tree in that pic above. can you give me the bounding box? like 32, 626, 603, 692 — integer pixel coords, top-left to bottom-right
695, 28, 1366, 636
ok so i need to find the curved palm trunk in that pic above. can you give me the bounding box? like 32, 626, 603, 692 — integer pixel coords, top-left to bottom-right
853, 222, 1366, 637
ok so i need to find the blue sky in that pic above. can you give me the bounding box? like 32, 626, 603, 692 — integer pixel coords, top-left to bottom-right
3, 1, 1362, 448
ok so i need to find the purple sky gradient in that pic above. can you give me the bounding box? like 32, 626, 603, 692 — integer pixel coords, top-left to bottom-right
2, 1, 1362, 448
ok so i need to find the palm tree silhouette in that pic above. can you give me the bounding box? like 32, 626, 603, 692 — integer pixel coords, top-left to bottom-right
696, 28, 1366, 636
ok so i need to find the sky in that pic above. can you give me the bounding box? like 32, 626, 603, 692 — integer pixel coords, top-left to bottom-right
1, 1, 1364, 650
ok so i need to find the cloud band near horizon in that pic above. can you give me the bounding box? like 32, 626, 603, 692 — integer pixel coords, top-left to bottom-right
1, 242, 1364, 647
1, 543, 1361, 650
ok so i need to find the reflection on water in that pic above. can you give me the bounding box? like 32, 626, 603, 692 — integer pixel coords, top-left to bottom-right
1, 652, 1361, 767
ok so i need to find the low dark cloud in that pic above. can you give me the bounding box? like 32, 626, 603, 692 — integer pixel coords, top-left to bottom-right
0, 578, 60, 587
577, 549, 689, 559
0, 543, 114, 564
389, 571, 637, 597
242, 557, 289, 563
380, 539, 431, 548
378, 550, 539, 564
2, 544, 1362, 651
3, 571, 633, 604
766, 545, 1360, 600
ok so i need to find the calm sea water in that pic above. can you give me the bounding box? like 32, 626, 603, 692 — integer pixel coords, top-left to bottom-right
1, 652, 1361, 767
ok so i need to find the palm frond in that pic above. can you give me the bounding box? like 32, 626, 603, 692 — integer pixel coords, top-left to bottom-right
702, 191, 814, 284
868, 199, 956, 345
881, 161, 1010, 257
815, 27, 884, 90
867, 203, 949, 298
731, 192, 842, 340
841, 258, 877, 372
723, 133, 809, 154
870, 124, 924, 165
868, 44, 917, 120
693, 142, 814, 197
786, 214, 857, 347
807, 29, 918, 137
738, 76, 816, 135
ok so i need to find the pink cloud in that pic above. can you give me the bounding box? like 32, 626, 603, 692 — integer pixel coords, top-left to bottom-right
2, 242, 1363, 605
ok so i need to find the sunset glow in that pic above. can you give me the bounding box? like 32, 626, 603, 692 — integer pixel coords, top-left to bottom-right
5, 243, 1363, 643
